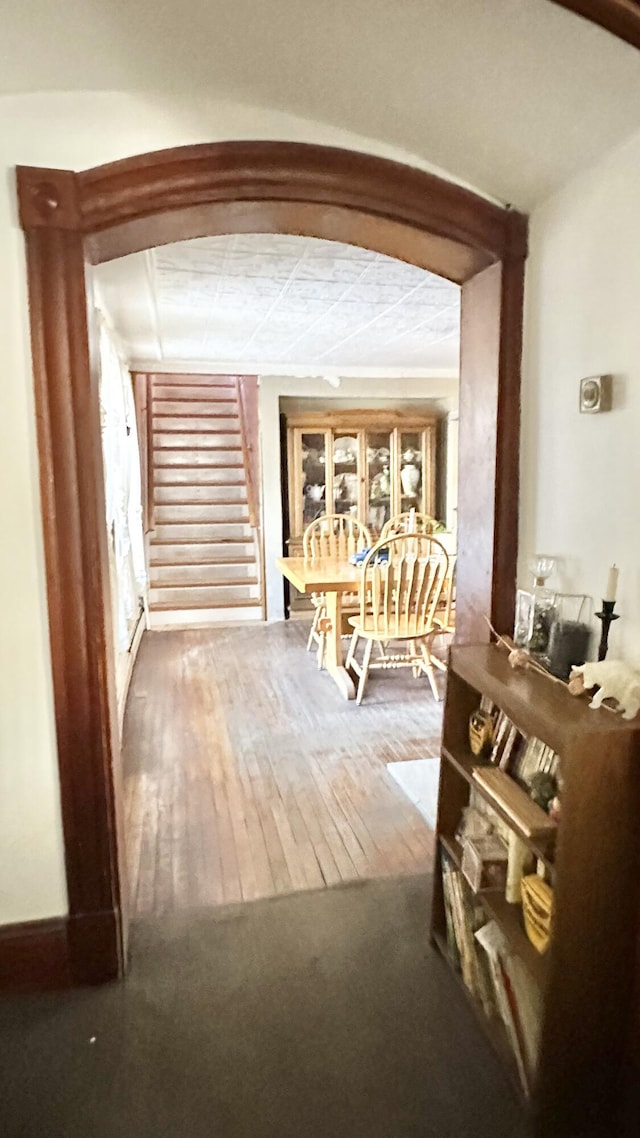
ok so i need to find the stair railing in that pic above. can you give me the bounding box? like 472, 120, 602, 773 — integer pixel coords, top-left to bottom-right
235, 376, 266, 617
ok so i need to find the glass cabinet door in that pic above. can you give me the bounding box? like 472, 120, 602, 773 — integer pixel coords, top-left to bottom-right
398, 431, 424, 514
365, 431, 392, 536
300, 432, 327, 530
331, 432, 359, 518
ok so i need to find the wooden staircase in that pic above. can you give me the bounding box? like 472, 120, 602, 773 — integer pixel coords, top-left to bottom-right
146, 374, 263, 626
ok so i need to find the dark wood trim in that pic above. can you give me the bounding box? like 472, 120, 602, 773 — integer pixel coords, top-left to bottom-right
550, 0, 640, 51
16, 142, 527, 986
73, 142, 526, 272
0, 910, 122, 991
66, 908, 122, 986
0, 918, 70, 991
493, 244, 525, 635
20, 176, 124, 984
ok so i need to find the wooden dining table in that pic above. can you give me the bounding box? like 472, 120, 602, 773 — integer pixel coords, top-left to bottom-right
276, 556, 363, 700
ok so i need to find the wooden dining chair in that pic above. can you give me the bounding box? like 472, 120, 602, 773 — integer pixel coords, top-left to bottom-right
432, 555, 457, 671
345, 533, 449, 704
380, 510, 439, 540
302, 514, 371, 669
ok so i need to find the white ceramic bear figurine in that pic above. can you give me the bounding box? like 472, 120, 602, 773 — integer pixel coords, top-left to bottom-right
571, 660, 640, 720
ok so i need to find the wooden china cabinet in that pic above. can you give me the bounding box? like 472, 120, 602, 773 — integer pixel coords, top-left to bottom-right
285, 409, 440, 566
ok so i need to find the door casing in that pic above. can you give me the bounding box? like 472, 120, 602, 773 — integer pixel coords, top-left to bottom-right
17, 142, 527, 982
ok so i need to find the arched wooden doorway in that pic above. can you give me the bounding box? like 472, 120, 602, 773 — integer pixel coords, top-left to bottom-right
17, 142, 527, 983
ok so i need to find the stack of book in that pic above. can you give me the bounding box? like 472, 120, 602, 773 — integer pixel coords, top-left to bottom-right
482, 702, 559, 791
441, 850, 496, 1018
441, 849, 542, 1095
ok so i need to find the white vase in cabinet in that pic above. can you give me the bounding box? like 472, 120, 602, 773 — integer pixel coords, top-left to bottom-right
400, 463, 420, 497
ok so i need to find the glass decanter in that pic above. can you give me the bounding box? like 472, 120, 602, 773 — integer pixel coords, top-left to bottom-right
526, 555, 557, 661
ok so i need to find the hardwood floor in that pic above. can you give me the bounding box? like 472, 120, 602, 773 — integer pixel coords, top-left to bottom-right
122, 622, 443, 916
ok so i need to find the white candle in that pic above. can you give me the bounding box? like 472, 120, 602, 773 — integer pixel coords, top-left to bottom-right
604, 564, 619, 602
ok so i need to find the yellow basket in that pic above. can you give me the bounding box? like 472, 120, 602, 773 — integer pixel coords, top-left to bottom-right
521, 874, 553, 954
468, 708, 494, 758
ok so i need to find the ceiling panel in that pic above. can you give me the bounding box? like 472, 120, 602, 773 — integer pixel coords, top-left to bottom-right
94, 233, 460, 371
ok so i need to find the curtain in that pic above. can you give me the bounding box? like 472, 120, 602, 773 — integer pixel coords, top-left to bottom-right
98, 316, 147, 656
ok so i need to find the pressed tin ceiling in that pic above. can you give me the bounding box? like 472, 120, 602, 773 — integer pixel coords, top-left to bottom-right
94, 234, 461, 372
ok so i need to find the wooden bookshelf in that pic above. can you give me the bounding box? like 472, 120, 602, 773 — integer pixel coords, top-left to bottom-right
432, 644, 640, 1137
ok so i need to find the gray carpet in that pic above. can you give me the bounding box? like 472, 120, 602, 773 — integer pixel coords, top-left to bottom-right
0, 876, 529, 1138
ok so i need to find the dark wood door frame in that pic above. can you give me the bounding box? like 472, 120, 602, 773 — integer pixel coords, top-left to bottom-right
16, 142, 527, 983
550, 0, 640, 51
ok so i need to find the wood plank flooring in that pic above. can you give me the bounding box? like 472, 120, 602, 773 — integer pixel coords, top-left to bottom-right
122, 622, 443, 916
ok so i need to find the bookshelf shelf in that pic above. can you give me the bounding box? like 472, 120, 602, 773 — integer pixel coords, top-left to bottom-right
441, 743, 479, 783
439, 833, 464, 868
439, 833, 548, 990
432, 643, 640, 1136
480, 889, 548, 991
441, 744, 555, 872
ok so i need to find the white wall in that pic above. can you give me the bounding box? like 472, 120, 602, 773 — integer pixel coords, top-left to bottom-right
521, 126, 640, 666
0, 90, 464, 924
259, 374, 458, 620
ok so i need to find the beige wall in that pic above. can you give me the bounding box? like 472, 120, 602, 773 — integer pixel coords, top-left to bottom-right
521, 125, 640, 665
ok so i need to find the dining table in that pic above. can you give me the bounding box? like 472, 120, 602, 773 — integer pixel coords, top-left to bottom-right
276, 556, 363, 700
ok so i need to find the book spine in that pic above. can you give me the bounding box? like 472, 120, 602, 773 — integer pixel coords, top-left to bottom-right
441, 860, 461, 969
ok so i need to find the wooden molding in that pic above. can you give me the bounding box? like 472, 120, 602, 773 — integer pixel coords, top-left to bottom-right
75, 142, 526, 269
17, 166, 83, 231
550, 0, 640, 50
22, 219, 124, 984
16, 141, 527, 985
0, 909, 122, 991
0, 918, 70, 991
66, 908, 122, 986
285, 409, 441, 429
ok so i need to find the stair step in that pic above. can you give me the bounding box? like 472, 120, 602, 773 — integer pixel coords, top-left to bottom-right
155, 477, 245, 490
152, 416, 239, 431
154, 449, 242, 466
150, 535, 253, 546
154, 432, 241, 449
150, 541, 255, 559
151, 565, 258, 586
154, 465, 244, 479
154, 485, 247, 504
148, 596, 260, 614
154, 503, 249, 524
151, 553, 255, 567
153, 399, 237, 415
151, 376, 235, 386
154, 385, 236, 400
149, 582, 261, 607
153, 523, 253, 541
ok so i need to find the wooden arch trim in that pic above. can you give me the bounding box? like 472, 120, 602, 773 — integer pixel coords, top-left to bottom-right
19, 142, 527, 280
550, 0, 640, 50
16, 141, 527, 984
